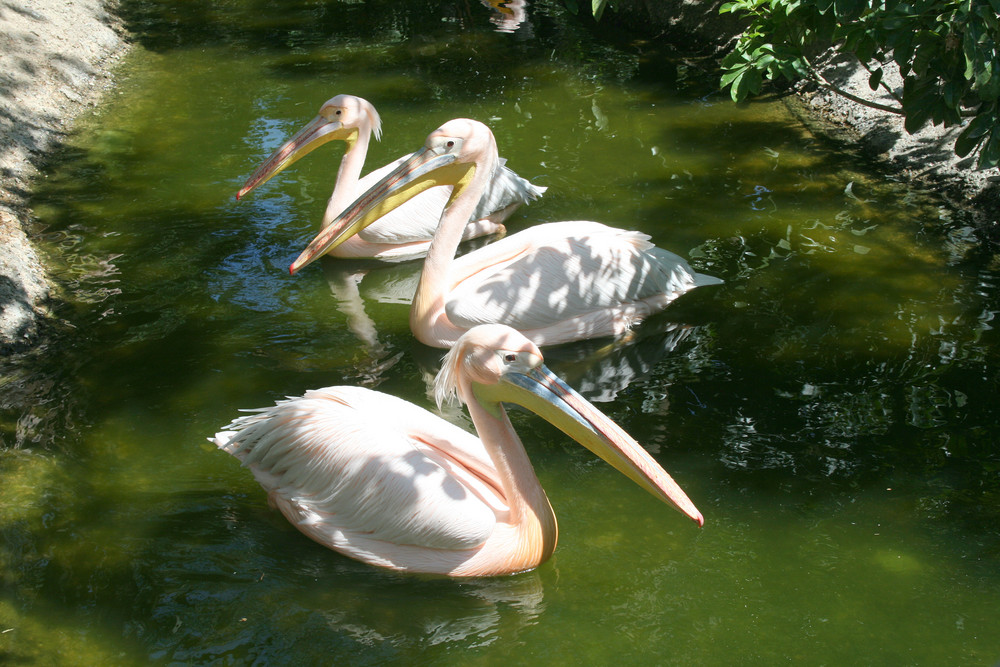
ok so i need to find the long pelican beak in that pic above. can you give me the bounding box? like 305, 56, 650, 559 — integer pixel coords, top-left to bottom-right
476, 363, 705, 527
288, 145, 476, 274
237, 115, 354, 200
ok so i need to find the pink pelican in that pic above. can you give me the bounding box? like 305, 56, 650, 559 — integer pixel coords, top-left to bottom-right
237, 95, 546, 261
288, 118, 723, 347
213, 324, 702, 576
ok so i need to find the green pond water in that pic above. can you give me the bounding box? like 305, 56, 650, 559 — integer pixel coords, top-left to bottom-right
3, 0, 999, 663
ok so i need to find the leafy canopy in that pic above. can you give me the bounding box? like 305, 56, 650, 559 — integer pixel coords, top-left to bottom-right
719, 0, 1000, 168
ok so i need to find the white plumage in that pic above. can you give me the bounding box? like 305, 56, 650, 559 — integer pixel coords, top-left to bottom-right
238, 95, 545, 261
290, 118, 722, 347
213, 325, 703, 576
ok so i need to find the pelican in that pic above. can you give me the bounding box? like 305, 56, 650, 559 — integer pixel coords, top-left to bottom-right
213, 324, 703, 577
237, 95, 546, 261
288, 118, 723, 347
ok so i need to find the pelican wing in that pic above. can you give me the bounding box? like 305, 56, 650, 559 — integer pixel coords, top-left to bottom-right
357, 156, 545, 245
214, 386, 501, 552
444, 222, 712, 331
470, 158, 547, 222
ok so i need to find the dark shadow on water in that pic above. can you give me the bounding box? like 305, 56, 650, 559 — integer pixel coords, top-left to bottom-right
117, 0, 567, 54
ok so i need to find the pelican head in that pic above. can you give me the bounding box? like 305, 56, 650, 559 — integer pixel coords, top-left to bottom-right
237, 94, 382, 200
438, 324, 705, 527
289, 118, 491, 274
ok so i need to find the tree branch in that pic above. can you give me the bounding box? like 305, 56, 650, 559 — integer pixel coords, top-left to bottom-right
803, 56, 905, 115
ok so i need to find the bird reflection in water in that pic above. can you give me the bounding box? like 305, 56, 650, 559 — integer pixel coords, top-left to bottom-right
482, 0, 531, 34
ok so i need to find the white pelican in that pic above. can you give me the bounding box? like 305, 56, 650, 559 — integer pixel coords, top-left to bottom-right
213, 324, 703, 577
288, 118, 723, 347
237, 95, 546, 261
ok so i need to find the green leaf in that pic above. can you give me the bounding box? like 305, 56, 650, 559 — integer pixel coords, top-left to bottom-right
868, 67, 884, 90
721, 48, 746, 69
942, 106, 963, 127
963, 30, 980, 80
956, 122, 986, 157
729, 70, 746, 101
943, 80, 961, 109
975, 3, 1000, 27
720, 66, 746, 89
903, 90, 933, 134
749, 43, 775, 60
979, 129, 1000, 169
904, 109, 931, 134
592, 0, 607, 21
735, 67, 763, 100
854, 35, 877, 64
893, 33, 914, 75
833, 0, 862, 19
977, 63, 1000, 101
753, 51, 776, 67
975, 60, 994, 88
962, 112, 995, 142
783, 0, 802, 16
911, 44, 933, 77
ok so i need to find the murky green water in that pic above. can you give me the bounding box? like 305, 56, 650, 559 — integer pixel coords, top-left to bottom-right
3, 0, 999, 663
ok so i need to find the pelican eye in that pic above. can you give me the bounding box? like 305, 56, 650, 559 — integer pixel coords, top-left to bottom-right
503, 353, 517, 363
446, 140, 455, 148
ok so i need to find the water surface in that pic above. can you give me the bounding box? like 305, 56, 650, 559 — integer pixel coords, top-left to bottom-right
2, 1, 998, 664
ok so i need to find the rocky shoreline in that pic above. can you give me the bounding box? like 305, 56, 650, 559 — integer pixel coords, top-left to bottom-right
787, 52, 1000, 236
0, 0, 127, 353
0, 0, 997, 353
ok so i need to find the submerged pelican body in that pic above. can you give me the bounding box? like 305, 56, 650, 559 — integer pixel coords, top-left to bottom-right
289, 118, 722, 347
238, 95, 546, 261
213, 324, 702, 577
